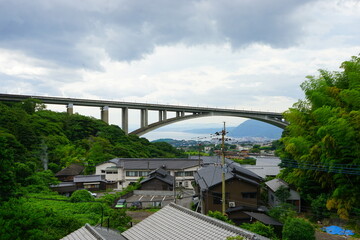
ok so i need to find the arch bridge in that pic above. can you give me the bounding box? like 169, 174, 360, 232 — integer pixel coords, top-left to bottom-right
0, 93, 288, 136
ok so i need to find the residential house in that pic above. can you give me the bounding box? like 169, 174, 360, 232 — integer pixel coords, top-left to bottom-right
194, 164, 263, 223
265, 178, 301, 212
95, 158, 201, 190
55, 164, 84, 182
139, 168, 174, 191
122, 202, 269, 240
74, 175, 108, 191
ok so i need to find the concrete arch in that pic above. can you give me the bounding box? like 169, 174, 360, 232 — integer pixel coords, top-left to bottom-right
130, 112, 287, 136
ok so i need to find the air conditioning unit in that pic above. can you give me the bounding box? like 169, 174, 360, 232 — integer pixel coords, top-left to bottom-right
229, 202, 236, 208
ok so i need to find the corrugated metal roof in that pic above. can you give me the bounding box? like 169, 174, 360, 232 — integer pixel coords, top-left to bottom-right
243, 212, 283, 226
122, 203, 268, 240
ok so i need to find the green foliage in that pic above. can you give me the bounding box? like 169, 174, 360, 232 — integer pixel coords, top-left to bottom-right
274, 185, 290, 203
268, 203, 297, 223
70, 189, 95, 202
282, 218, 315, 240
240, 221, 277, 239
226, 236, 244, 240
278, 55, 360, 219
310, 193, 331, 221
232, 157, 256, 165
207, 211, 235, 225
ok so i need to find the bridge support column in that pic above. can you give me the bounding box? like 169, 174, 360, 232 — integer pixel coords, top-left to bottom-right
176, 111, 180, 118
101, 106, 109, 124
67, 103, 73, 115
159, 111, 163, 121
163, 110, 167, 120
122, 107, 128, 134
141, 109, 148, 128
181, 111, 185, 117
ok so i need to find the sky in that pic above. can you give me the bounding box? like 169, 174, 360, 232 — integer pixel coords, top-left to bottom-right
1, 0, 360, 140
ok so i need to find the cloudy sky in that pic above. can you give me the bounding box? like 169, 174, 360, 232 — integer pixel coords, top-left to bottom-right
1, 0, 359, 139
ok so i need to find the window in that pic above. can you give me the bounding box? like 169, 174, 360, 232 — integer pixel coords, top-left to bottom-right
242, 192, 257, 199
185, 171, 194, 176
212, 192, 222, 204
126, 171, 149, 177
126, 171, 138, 177
175, 171, 185, 177
101, 170, 105, 174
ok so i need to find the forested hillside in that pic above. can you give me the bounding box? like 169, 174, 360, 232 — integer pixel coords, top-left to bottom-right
0, 100, 185, 239
277, 55, 360, 220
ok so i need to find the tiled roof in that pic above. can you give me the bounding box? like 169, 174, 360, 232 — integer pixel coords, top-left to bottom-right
265, 178, 300, 200
140, 168, 174, 185
194, 164, 261, 191
56, 164, 84, 176
122, 203, 268, 240
74, 175, 105, 183
107, 158, 201, 170
60, 224, 126, 240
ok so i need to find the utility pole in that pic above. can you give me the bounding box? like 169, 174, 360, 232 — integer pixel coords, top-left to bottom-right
221, 122, 226, 215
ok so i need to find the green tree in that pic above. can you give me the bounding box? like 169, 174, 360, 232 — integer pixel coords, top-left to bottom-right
282, 218, 315, 240
274, 185, 290, 203
278, 55, 360, 219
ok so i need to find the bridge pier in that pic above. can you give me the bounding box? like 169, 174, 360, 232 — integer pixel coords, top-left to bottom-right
122, 107, 129, 134
163, 110, 167, 120
67, 103, 73, 115
101, 106, 109, 124
141, 109, 148, 128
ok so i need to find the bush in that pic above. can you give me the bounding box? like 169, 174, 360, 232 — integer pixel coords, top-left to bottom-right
70, 189, 94, 203
282, 218, 315, 240
268, 203, 296, 223
207, 211, 235, 225
240, 222, 277, 239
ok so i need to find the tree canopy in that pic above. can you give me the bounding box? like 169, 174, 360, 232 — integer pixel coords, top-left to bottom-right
277, 55, 360, 219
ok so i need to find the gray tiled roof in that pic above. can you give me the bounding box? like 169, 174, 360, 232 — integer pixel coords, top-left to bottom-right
74, 175, 105, 183
122, 203, 268, 240
243, 212, 283, 226
61, 224, 126, 240
265, 178, 300, 200
194, 164, 261, 191
107, 158, 201, 170
55, 164, 84, 176
141, 168, 174, 185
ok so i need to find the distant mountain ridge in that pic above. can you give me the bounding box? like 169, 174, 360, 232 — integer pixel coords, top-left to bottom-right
182, 120, 283, 139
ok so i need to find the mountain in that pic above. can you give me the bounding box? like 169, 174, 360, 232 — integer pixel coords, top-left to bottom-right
227, 120, 283, 139
181, 120, 283, 140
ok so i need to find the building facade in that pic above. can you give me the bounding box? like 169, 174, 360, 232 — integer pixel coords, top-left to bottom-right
95, 158, 201, 190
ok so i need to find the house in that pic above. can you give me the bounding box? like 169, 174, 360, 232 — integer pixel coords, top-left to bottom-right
139, 168, 174, 191
194, 164, 263, 223
55, 164, 84, 182
95, 158, 201, 190
122, 202, 269, 240
265, 178, 301, 212
73, 175, 109, 191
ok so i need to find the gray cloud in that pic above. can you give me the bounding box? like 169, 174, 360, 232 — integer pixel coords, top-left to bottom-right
0, 0, 311, 68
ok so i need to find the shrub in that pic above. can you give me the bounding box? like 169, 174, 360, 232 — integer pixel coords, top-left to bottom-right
70, 189, 94, 203
282, 218, 315, 240
240, 222, 277, 239
207, 211, 235, 225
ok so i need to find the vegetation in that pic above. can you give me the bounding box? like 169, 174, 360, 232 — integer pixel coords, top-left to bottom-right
277, 55, 360, 220
282, 218, 315, 240
240, 222, 278, 239
0, 100, 186, 239
207, 211, 235, 225
232, 157, 256, 165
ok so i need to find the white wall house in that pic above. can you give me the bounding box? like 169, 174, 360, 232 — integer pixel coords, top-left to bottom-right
95, 158, 202, 190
